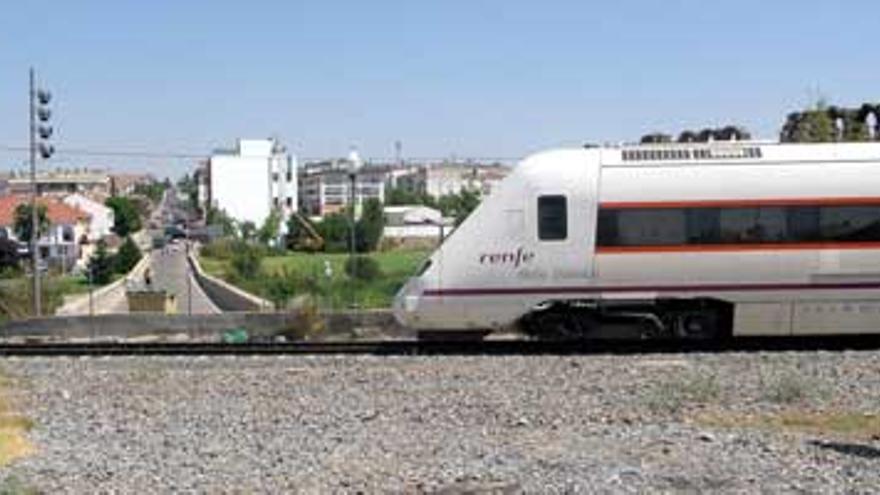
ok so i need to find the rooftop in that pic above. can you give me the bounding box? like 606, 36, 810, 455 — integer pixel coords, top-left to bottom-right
0, 195, 91, 227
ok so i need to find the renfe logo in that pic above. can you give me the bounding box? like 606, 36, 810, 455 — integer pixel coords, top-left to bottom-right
479, 247, 535, 268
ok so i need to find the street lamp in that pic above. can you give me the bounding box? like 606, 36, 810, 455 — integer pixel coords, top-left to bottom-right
347, 148, 362, 310
29, 68, 55, 317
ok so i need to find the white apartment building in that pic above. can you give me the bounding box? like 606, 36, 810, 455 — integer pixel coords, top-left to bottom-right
299, 158, 386, 218
208, 138, 298, 228
62, 193, 115, 240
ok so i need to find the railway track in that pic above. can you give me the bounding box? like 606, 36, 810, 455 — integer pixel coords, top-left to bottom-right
3, 334, 880, 356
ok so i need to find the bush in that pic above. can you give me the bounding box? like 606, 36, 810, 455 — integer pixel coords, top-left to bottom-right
231, 243, 263, 280
316, 214, 351, 253
0, 277, 67, 320
344, 255, 382, 281
264, 267, 302, 310
0, 238, 20, 273
200, 238, 237, 260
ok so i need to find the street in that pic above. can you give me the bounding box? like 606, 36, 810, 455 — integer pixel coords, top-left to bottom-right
148, 243, 219, 315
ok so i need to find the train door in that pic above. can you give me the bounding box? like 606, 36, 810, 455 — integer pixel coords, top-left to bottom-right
527, 158, 600, 282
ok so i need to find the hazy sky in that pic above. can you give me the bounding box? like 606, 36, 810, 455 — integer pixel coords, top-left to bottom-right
1, 0, 878, 177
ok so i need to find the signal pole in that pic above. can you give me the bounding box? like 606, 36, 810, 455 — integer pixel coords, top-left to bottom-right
28, 68, 55, 317
29, 68, 39, 316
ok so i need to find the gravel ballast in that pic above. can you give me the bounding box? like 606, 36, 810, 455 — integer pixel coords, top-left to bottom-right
2, 351, 880, 493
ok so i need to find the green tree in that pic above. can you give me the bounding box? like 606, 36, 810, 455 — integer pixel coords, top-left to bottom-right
239, 221, 257, 242
455, 188, 481, 225
843, 113, 871, 142
133, 182, 166, 203
434, 189, 481, 225
385, 186, 436, 207
13, 203, 49, 243
113, 236, 142, 274
258, 208, 282, 246
355, 198, 385, 252
105, 197, 142, 237
206, 207, 236, 237
780, 100, 835, 143
87, 240, 114, 284
315, 213, 351, 253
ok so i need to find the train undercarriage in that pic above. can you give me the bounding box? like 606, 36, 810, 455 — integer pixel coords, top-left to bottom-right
518, 298, 734, 340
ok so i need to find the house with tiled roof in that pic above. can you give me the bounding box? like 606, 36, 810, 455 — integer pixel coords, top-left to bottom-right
0, 195, 91, 271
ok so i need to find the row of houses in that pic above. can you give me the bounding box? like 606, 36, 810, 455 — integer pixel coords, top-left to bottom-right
194, 138, 510, 237
0, 170, 153, 271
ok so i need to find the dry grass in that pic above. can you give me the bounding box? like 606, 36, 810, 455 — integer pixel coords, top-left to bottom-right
697, 410, 880, 440
0, 369, 33, 467
642, 373, 721, 415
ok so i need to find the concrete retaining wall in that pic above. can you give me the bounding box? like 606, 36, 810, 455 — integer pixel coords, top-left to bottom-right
187, 252, 272, 312
55, 253, 151, 316
0, 309, 401, 341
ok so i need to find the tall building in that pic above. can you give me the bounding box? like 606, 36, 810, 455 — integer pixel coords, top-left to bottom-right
207, 138, 297, 228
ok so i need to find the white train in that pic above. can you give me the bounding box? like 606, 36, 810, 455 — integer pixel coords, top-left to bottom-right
393, 141, 880, 339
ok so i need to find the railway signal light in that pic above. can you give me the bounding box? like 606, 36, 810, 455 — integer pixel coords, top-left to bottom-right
35, 85, 54, 161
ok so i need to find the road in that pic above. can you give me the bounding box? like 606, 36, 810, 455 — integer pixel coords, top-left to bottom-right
148, 243, 220, 315
57, 189, 221, 316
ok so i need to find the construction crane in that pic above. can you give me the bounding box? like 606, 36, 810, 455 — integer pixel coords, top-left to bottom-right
288, 211, 324, 252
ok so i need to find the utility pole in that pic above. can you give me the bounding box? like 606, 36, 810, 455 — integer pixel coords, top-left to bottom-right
29, 68, 38, 316
29, 68, 55, 317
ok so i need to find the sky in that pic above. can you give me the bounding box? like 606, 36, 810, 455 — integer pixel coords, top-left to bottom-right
1, 0, 878, 178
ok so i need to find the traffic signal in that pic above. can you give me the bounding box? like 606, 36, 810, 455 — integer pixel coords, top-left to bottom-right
36, 89, 53, 159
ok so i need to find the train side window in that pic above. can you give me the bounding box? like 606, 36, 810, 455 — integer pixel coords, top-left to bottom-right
616, 208, 686, 246
686, 208, 721, 243
786, 206, 820, 242
538, 195, 567, 241
597, 210, 619, 246
720, 207, 787, 243
820, 206, 880, 241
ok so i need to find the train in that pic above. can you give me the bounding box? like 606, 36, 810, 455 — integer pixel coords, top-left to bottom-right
393, 140, 880, 339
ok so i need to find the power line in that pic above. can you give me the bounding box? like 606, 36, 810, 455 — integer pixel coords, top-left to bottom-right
0, 145, 204, 159
0, 144, 519, 163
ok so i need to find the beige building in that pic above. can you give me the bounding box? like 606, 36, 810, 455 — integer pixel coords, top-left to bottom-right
4, 169, 111, 198
396, 163, 510, 198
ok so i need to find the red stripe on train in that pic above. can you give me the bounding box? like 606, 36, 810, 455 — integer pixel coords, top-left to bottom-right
423, 281, 880, 297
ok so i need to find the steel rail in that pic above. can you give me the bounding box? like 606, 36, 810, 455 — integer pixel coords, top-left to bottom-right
3, 335, 880, 357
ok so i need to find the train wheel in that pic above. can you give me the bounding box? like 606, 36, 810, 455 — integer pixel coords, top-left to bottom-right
669, 308, 724, 340
521, 305, 600, 340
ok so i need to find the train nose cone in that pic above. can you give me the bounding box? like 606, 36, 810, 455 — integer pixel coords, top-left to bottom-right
393, 277, 423, 327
